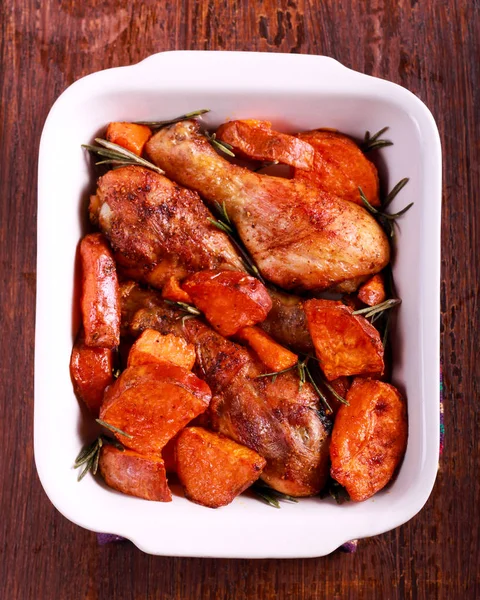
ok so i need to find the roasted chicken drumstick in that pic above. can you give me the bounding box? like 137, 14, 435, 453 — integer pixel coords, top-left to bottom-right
146, 120, 390, 292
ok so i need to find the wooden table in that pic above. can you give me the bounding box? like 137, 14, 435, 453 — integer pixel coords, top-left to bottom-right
1, 1, 478, 598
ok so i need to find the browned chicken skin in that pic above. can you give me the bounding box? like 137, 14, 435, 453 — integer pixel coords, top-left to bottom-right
183, 319, 331, 496
146, 121, 390, 292
90, 166, 244, 288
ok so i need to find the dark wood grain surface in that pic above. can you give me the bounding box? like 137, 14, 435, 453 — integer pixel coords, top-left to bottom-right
1, 1, 478, 598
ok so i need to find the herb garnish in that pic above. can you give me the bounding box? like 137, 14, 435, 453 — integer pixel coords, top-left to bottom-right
204, 131, 236, 157
208, 202, 266, 284
136, 109, 210, 129
74, 435, 124, 481
82, 138, 165, 174
361, 126, 393, 152
253, 481, 299, 508
96, 419, 133, 439
352, 298, 402, 322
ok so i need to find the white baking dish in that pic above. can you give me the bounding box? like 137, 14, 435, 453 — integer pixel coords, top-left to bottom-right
35, 51, 441, 558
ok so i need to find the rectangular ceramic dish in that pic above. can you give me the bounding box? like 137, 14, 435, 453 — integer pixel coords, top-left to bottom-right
35, 51, 441, 558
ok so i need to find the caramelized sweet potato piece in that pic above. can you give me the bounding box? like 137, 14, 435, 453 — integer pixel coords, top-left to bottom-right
330, 378, 408, 501
80, 233, 120, 348
100, 363, 211, 453
182, 270, 272, 336
295, 130, 380, 206
105, 122, 152, 156
304, 299, 384, 380
161, 275, 193, 304
235, 326, 298, 372
357, 274, 386, 306
69, 330, 114, 416
216, 120, 315, 169
176, 427, 266, 508
99, 445, 172, 501
127, 329, 196, 371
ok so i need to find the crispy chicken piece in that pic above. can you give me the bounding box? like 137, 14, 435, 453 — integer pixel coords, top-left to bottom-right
146, 121, 390, 292
89, 166, 244, 289
183, 319, 331, 497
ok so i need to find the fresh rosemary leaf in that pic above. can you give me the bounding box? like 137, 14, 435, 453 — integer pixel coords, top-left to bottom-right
164, 299, 202, 316
362, 127, 393, 152
353, 298, 401, 319
95, 419, 133, 439
136, 109, 210, 129
205, 131, 236, 157
74, 440, 99, 468
82, 138, 165, 175
322, 379, 349, 406
383, 177, 410, 209
77, 458, 94, 482
255, 489, 281, 508
304, 362, 333, 415
255, 365, 297, 379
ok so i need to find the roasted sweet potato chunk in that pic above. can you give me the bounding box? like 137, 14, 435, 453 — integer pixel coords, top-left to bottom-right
236, 326, 298, 372
182, 270, 272, 336
80, 233, 120, 348
304, 299, 384, 380
330, 378, 408, 501
357, 274, 386, 306
100, 363, 211, 453
295, 130, 380, 206
127, 329, 196, 371
216, 120, 315, 169
99, 445, 172, 501
105, 122, 152, 156
161, 275, 193, 304
69, 330, 114, 416
176, 427, 266, 508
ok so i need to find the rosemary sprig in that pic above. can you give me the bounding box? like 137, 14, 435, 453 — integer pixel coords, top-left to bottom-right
136, 109, 210, 129
359, 185, 413, 238
96, 418, 133, 439
253, 482, 299, 508
207, 206, 266, 285
322, 379, 350, 406
74, 435, 124, 482
82, 138, 165, 175
302, 359, 333, 415
362, 126, 393, 152
255, 364, 297, 383
164, 299, 202, 316
383, 177, 410, 209
352, 298, 401, 320
204, 131, 236, 157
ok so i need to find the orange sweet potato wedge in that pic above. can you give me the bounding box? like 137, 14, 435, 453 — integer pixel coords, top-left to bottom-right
80, 233, 120, 348
105, 122, 152, 156
295, 130, 380, 207
216, 119, 315, 169
69, 329, 114, 416
162, 436, 178, 473
100, 363, 211, 453
304, 299, 384, 381
330, 378, 408, 501
235, 326, 298, 372
161, 275, 193, 304
176, 427, 266, 508
182, 270, 272, 337
99, 445, 172, 501
127, 328, 196, 371
357, 274, 386, 306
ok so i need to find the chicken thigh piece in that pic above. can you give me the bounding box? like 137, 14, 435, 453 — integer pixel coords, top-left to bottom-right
89, 165, 244, 289
183, 319, 331, 496
146, 121, 390, 292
